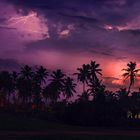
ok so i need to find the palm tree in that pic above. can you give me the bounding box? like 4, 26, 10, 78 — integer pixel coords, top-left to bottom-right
44, 69, 65, 103
0, 71, 13, 106
63, 77, 76, 100
20, 65, 33, 80
35, 66, 48, 85
32, 66, 48, 108
85, 61, 102, 99
17, 65, 34, 105
122, 62, 140, 95
89, 61, 102, 83
75, 64, 90, 92
88, 81, 105, 103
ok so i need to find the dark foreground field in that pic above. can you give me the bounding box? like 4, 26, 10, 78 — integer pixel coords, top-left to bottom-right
1, 132, 140, 140
0, 114, 140, 140
1, 135, 140, 140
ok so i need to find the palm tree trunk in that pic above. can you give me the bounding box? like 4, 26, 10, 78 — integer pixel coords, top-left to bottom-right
127, 84, 132, 96
83, 81, 86, 92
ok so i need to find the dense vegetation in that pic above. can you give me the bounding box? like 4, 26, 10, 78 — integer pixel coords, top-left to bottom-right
0, 61, 140, 126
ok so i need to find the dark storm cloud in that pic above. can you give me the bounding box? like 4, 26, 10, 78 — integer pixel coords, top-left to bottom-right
5, 0, 140, 37
0, 1, 140, 60
58, 14, 99, 23
4, 0, 140, 54
25, 23, 140, 61
4, 0, 140, 26
25, 28, 113, 54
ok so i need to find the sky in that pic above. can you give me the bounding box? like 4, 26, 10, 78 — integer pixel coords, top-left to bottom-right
0, 0, 140, 90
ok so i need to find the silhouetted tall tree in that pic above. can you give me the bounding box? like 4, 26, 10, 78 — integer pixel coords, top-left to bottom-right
20, 65, 34, 80
0, 71, 13, 106
87, 61, 102, 100
35, 66, 48, 85
75, 64, 90, 92
89, 61, 102, 84
88, 82, 105, 103
63, 77, 76, 100
122, 62, 140, 95
32, 66, 48, 107
44, 69, 65, 103
17, 65, 33, 105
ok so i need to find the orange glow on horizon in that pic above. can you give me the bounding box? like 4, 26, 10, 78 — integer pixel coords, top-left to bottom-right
104, 60, 125, 78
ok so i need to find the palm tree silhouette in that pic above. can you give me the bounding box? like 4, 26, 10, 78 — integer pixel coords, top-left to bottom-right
17, 65, 33, 105
90, 61, 102, 83
75, 64, 90, 92
86, 61, 102, 99
122, 62, 140, 95
0, 71, 13, 106
88, 81, 105, 102
32, 66, 48, 108
35, 66, 48, 85
45, 69, 65, 103
20, 65, 33, 80
63, 77, 76, 100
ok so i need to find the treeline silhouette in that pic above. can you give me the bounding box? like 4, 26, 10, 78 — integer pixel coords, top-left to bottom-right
0, 61, 140, 126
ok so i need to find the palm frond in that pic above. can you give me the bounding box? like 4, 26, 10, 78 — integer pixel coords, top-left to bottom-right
123, 75, 129, 82
134, 69, 140, 72
122, 72, 129, 77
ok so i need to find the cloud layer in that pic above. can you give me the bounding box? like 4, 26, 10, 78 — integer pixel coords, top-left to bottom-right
0, 0, 140, 90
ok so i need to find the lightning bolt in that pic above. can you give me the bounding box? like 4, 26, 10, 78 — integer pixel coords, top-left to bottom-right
0, 11, 49, 39
6, 12, 42, 34
8, 12, 37, 26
